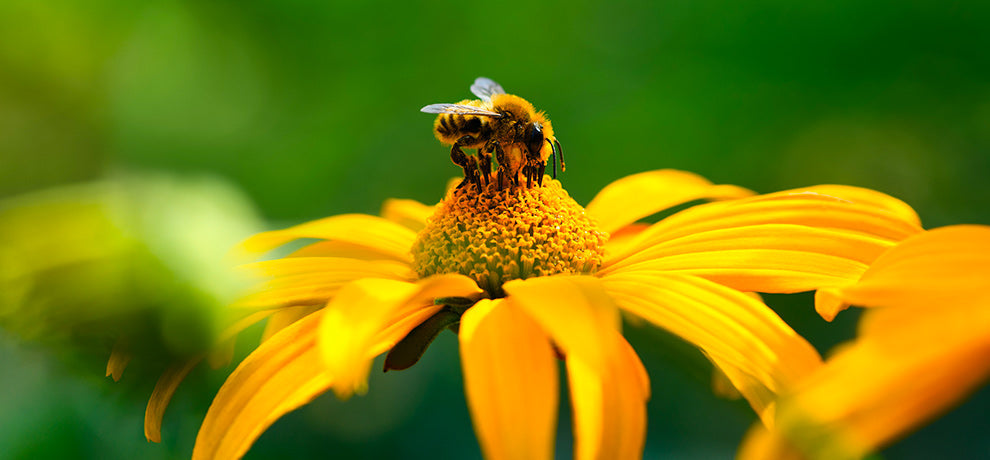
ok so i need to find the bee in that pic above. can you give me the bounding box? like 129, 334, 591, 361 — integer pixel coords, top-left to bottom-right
421, 77, 564, 189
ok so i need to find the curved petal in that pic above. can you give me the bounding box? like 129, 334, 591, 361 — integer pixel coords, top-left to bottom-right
603, 186, 922, 296
319, 275, 484, 398
381, 198, 436, 232
798, 185, 921, 227
236, 257, 415, 309
602, 224, 893, 293
261, 305, 321, 342
584, 169, 754, 234
237, 214, 417, 263
706, 353, 778, 425
611, 187, 922, 262
193, 311, 332, 460
145, 360, 200, 443
817, 225, 990, 318
504, 276, 649, 460
565, 333, 649, 460
459, 299, 559, 460
106, 338, 131, 382
600, 271, 821, 419
146, 310, 273, 443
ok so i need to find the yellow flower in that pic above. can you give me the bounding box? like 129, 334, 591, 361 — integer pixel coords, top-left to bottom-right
184, 170, 922, 459
738, 225, 990, 460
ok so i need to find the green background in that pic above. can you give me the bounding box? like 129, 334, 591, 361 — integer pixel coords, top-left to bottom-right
1, 0, 988, 458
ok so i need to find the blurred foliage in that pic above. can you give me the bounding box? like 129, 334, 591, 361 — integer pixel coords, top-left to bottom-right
0, 172, 262, 459
0, 173, 261, 354
0, 0, 988, 459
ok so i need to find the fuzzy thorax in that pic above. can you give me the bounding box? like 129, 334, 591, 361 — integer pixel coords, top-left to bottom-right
412, 178, 608, 297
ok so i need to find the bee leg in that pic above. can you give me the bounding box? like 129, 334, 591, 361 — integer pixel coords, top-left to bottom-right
466, 156, 483, 189
477, 150, 491, 187
525, 165, 533, 188
493, 142, 509, 191
450, 141, 480, 189
450, 136, 481, 190
536, 161, 547, 186
545, 138, 557, 179
479, 141, 496, 187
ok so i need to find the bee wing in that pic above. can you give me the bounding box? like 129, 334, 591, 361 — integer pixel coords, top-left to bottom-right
420, 103, 502, 118
470, 77, 506, 103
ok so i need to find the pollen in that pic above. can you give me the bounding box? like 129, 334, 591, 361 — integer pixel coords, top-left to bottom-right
412, 178, 608, 297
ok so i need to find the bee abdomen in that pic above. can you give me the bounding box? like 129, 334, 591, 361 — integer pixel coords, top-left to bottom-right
435, 114, 458, 137
434, 114, 485, 145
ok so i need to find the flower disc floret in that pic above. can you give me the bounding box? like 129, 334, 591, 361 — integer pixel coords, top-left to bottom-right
412, 179, 608, 297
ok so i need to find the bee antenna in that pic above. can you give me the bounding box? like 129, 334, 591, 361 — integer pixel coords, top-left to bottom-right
546, 138, 557, 179
554, 139, 565, 172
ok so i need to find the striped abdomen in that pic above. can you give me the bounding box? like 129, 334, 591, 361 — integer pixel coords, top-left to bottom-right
433, 100, 493, 147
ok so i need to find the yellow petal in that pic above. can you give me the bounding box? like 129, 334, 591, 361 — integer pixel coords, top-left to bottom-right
106, 338, 131, 382
381, 198, 436, 232
707, 354, 778, 425
612, 187, 922, 262
504, 276, 620, 371
565, 328, 649, 460
146, 310, 273, 443
799, 185, 921, 228
459, 299, 559, 460
602, 185, 923, 295
613, 334, 650, 456
287, 240, 410, 261
504, 276, 649, 460
602, 224, 892, 293
319, 279, 419, 398
736, 424, 804, 460
742, 302, 990, 460
261, 305, 321, 342
319, 275, 483, 398
600, 272, 821, 414
237, 214, 417, 263
236, 257, 415, 309
584, 169, 754, 234
708, 355, 743, 401
741, 226, 990, 459
145, 360, 200, 443
813, 288, 851, 322
822, 225, 990, 313
603, 223, 649, 257
193, 311, 333, 460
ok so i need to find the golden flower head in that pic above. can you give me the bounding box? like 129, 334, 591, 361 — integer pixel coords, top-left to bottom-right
413, 178, 607, 297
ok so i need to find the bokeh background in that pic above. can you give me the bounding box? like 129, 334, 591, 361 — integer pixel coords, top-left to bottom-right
2, 0, 988, 458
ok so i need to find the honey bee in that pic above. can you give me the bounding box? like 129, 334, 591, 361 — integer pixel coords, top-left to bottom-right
421, 77, 564, 189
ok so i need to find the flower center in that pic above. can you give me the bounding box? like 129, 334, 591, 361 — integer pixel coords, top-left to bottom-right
411, 179, 608, 297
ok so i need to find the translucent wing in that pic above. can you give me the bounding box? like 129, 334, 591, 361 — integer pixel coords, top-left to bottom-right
420, 103, 502, 118
470, 77, 506, 102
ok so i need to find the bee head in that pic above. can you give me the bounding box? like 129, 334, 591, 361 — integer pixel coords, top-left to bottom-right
524, 121, 545, 160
